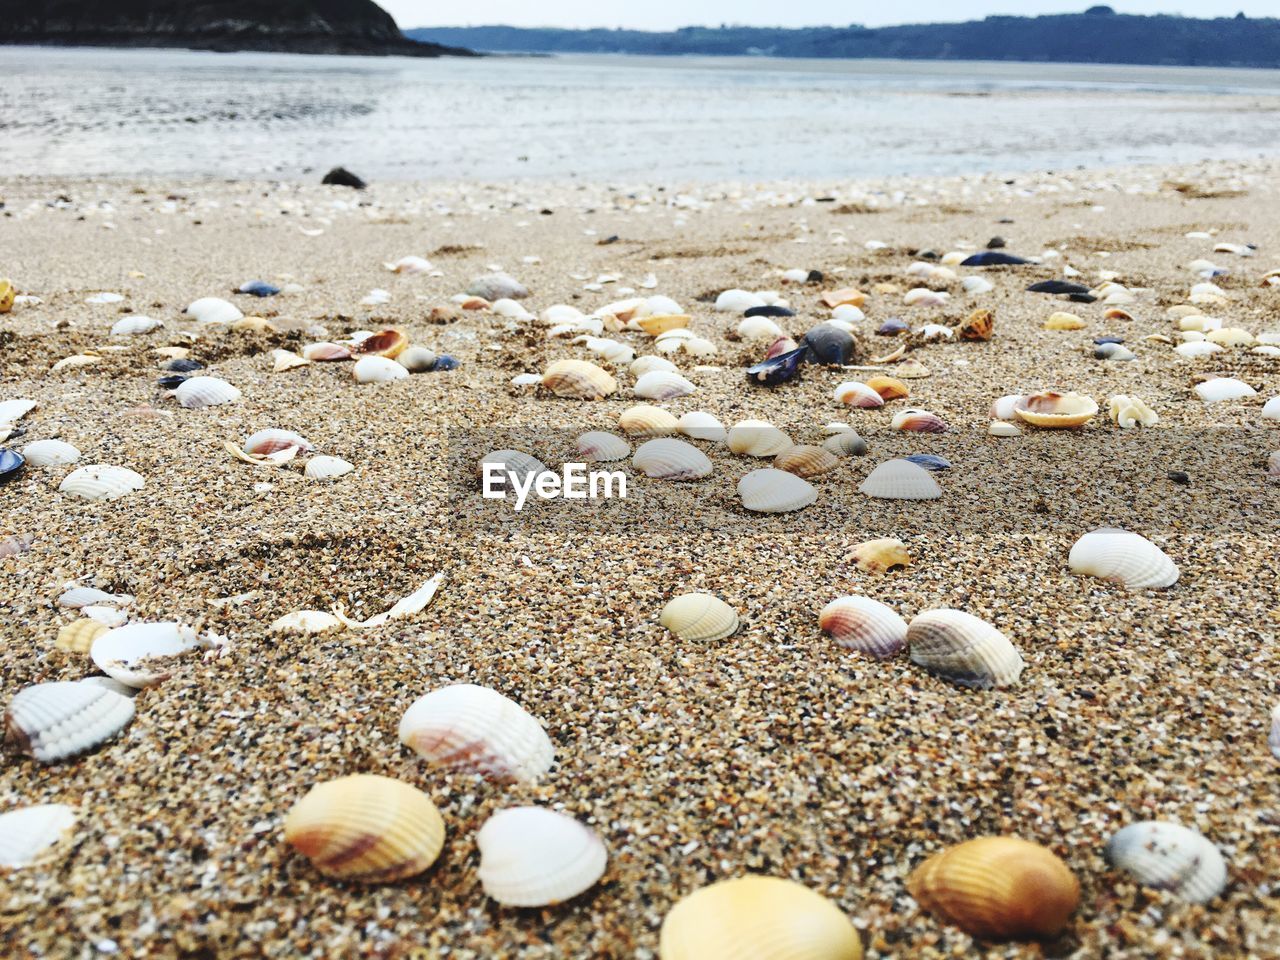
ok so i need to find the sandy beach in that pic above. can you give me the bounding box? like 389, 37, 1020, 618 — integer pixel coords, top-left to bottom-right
1, 159, 1278, 958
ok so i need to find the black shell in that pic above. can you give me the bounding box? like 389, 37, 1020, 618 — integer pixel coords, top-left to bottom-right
0, 448, 25, 483
161, 358, 204, 373
1027, 280, 1090, 295
157, 374, 188, 390
743, 304, 795, 318
746, 346, 806, 386
961, 251, 1029, 267
800, 324, 854, 365
876, 319, 909, 337
432, 355, 459, 371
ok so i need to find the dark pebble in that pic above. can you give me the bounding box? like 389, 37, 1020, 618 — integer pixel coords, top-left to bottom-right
321, 166, 365, 189
986, 236, 1006, 249
1168, 471, 1191, 485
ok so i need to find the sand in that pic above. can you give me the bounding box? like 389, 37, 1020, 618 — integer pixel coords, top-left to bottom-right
1, 159, 1278, 958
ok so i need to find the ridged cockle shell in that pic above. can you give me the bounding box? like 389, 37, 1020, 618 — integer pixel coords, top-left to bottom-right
1104, 821, 1226, 904
726, 420, 792, 457
619, 404, 679, 437
737, 468, 817, 513
859, 459, 941, 500
476, 806, 607, 907
660, 593, 739, 642
773, 444, 839, 479
820, 596, 908, 659
5, 680, 135, 763
542, 359, 618, 400
633, 438, 713, 480
849, 538, 911, 574
1068, 528, 1178, 589
907, 609, 1024, 689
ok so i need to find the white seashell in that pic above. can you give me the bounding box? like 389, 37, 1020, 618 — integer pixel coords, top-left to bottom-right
480, 450, 548, 487
919, 323, 954, 340
715, 289, 766, 312
0, 398, 37, 426
1252, 345, 1280, 357
1260, 396, 1280, 420
1068, 527, 1178, 590
399, 684, 554, 784
21, 439, 81, 467
819, 596, 907, 659
384, 255, 433, 274
1107, 396, 1158, 429
1105, 821, 1226, 904
737, 468, 817, 513
682, 336, 717, 358
677, 411, 727, 442
90, 622, 204, 688
831, 304, 864, 323
184, 297, 242, 324
509, 373, 543, 388
575, 336, 634, 365
58, 464, 145, 501
272, 349, 310, 372
332, 571, 444, 630
989, 421, 1021, 437
859, 459, 941, 500
1194, 377, 1256, 402
492, 297, 533, 319
633, 439, 712, 480
726, 420, 792, 457
634, 370, 695, 401
904, 288, 949, 307
908, 608, 1024, 689
353, 356, 410, 384
5, 680, 135, 762
304, 456, 354, 480
0, 804, 77, 868
82, 605, 128, 628
737, 316, 783, 341
576, 431, 630, 461
990, 394, 1025, 420
834, 381, 884, 408
175, 376, 241, 409
110, 315, 163, 336
86, 292, 124, 304
540, 304, 585, 326
476, 807, 607, 907
630, 355, 678, 377
244, 429, 312, 456
397, 346, 438, 373
963, 275, 994, 294
660, 593, 739, 642
1175, 340, 1223, 358
270, 610, 344, 635
58, 586, 132, 608
1257, 331, 1280, 345
1269, 704, 1280, 760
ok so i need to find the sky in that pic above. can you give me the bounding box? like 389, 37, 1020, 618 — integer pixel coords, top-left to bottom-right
386, 2, 1276, 31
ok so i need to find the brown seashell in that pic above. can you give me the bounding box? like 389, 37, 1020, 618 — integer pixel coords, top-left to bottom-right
821, 288, 866, 309
302, 342, 353, 362
460, 296, 490, 310
354, 329, 408, 359
866, 376, 910, 401
773, 444, 840, 479
955, 308, 995, 341
230, 316, 278, 334
429, 305, 461, 324
907, 836, 1079, 941
55, 619, 108, 654
542, 359, 618, 400
1104, 308, 1134, 321
849, 538, 911, 574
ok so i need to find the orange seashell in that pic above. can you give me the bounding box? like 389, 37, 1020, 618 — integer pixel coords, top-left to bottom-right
302, 342, 353, 362
773, 444, 840, 479
866, 375, 910, 401
907, 836, 1079, 941
1104, 308, 1134, 321
820, 287, 866, 309
355, 329, 408, 359
460, 296, 490, 310
955, 308, 994, 342
1013, 391, 1098, 428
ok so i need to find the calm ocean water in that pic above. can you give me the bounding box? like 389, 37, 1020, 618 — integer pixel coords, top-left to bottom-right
3, 46, 1280, 181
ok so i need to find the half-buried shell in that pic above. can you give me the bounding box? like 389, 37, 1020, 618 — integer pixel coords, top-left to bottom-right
677, 411, 727, 442
5, 680, 135, 762
0, 804, 78, 868
619, 404, 679, 438
21, 439, 81, 467
660, 593, 739, 642
58, 464, 145, 501
859, 459, 941, 500
476, 806, 608, 907
822, 429, 868, 457
90, 621, 205, 688
907, 609, 1024, 688
849, 537, 911, 574
773, 444, 839, 479
244, 429, 312, 456
737, 468, 817, 513
55, 618, 108, 653
353, 356, 409, 383
634, 370, 695, 400
174, 376, 241, 409
1104, 821, 1226, 904
576, 431, 630, 461
726, 420, 792, 457
819, 596, 908, 659
633, 438, 713, 480
543, 359, 618, 400
891, 409, 948, 433
353, 328, 408, 359
1068, 527, 1178, 590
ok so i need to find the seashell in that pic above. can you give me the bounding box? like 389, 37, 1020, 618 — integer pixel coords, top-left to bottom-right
110, 315, 163, 336
619, 404, 679, 438
963, 276, 994, 294
284, 774, 445, 882
244, 429, 312, 456
575, 336, 634, 365
184, 297, 242, 324
866, 376, 909, 401
822, 429, 868, 457
230, 316, 278, 335
272, 349, 311, 372
163, 356, 204, 373
509, 373, 543, 388
891, 408, 948, 433
82, 605, 128, 628
432, 354, 459, 371
0, 448, 23, 482
479, 450, 547, 490
59, 464, 145, 501
908, 837, 1079, 940
903, 453, 950, 471
1105, 821, 1226, 904
877, 318, 910, 336
744, 302, 795, 317
821, 287, 866, 309
1044, 312, 1086, 330
1259, 344, 1280, 358
737, 468, 817, 513
0, 278, 12, 313
660, 593, 739, 642
635, 370, 695, 400
55, 618, 108, 653
543, 359, 618, 400
1269, 704, 1280, 759
849, 538, 911, 574
634, 313, 692, 337
1105, 308, 1135, 321
633, 438, 713, 480
0, 804, 78, 868
801, 323, 855, 365
399, 684, 554, 784
954, 308, 995, 341
58, 586, 131, 609
270, 610, 344, 635
330, 571, 444, 631
660, 875, 863, 960
1194, 377, 1256, 403
1175, 340, 1223, 358
0, 398, 37, 429
302, 342, 353, 361
5, 680, 135, 762
1068, 527, 1178, 589
384, 255, 433, 274
677, 411, 727, 443
90, 621, 204, 688
354, 329, 408, 359
631, 355, 678, 377
1107, 395, 1158, 429
831, 304, 864, 323
737, 315, 783, 341
904, 287, 948, 307
1259, 396, 1279, 420
236, 280, 281, 297
174, 376, 241, 409
834, 381, 884, 408
820, 595, 908, 659
907, 608, 1024, 688
492, 298, 533, 320
20, 439, 80, 468
476, 806, 607, 907
353, 356, 409, 384
895, 360, 932, 383
773, 444, 839, 479
859, 459, 941, 500
746, 346, 806, 386
715, 289, 766, 312
304, 456, 354, 481
962, 251, 1029, 266
576, 431, 630, 461
918, 323, 954, 341
1013, 391, 1098, 428
726, 420, 792, 457
1268, 451, 1280, 478
1205, 327, 1254, 348
468, 273, 528, 300
990, 394, 1025, 420
768, 335, 803, 359
1095, 342, 1136, 360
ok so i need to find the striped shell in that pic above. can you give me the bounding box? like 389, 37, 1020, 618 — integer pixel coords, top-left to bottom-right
353, 328, 408, 359
956, 308, 995, 341
1104, 821, 1226, 904
184, 297, 242, 324
479, 450, 547, 487
737, 468, 817, 513
891, 409, 948, 433
634, 370, 695, 400
867, 376, 910, 400
908, 609, 1023, 689
21, 439, 81, 467
543, 359, 618, 400
1013, 391, 1097, 428
819, 596, 908, 659
55, 618, 109, 653
619, 404, 679, 437
726, 420, 792, 457
284, 774, 445, 883
0, 804, 78, 868
849, 538, 911, 574
576, 431, 630, 461
822, 430, 868, 457
633, 439, 712, 480
175, 376, 241, 409
1269, 704, 1280, 759
398, 683, 554, 784
677, 411, 727, 442
110, 315, 163, 336
5, 680, 135, 762
858, 459, 941, 500
1194, 377, 1256, 403
1068, 528, 1179, 589
660, 875, 864, 960
908, 837, 1080, 940
660, 593, 739, 642
774, 444, 839, 479
353, 356, 410, 383
476, 807, 607, 907
304, 456, 354, 480
631, 355, 679, 377
302, 342, 353, 361
834, 381, 884, 408
58, 464, 145, 501
90, 621, 202, 688
58, 586, 131, 608
244, 429, 313, 456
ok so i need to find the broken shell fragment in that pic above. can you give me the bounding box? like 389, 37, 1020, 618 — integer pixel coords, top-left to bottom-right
849, 537, 911, 574
58, 586, 131, 609
353, 356, 410, 383
726, 420, 792, 457
859, 459, 941, 500
90, 621, 204, 688
4, 680, 136, 763
58, 464, 145, 501
0, 804, 78, 869
773, 444, 839, 479
820, 595, 908, 659
1105, 821, 1226, 904
737, 468, 817, 513
269, 610, 344, 635
1068, 527, 1178, 589
989, 421, 1022, 437
476, 806, 607, 907
907, 608, 1024, 688
677, 411, 727, 443
302, 342, 353, 362
820, 287, 866, 309
1013, 391, 1098, 428
746, 346, 806, 386
468, 272, 528, 301
244, 429, 312, 456
1107, 395, 1158, 429
633, 438, 713, 480
110, 315, 163, 336
619, 404, 679, 438
576, 431, 630, 461
542, 359, 618, 400
272, 349, 311, 372
660, 593, 739, 642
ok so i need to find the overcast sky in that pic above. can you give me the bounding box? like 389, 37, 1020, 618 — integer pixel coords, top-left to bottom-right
386, 2, 1274, 31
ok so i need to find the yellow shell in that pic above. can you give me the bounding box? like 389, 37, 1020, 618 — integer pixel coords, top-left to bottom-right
0, 279, 15, 314
354, 328, 409, 358
659, 593, 739, 642
773, 444, 840, 479
284, 774, 445, 882
1013, 391, 1098, 428
619, 403, 680, 437
660, 875, 863, 960
230, 316, 279, 334
866, 376, 909, 401
635, 314, 691, 336
820, 288, 866, 309
1205, 327, 1254, 348
907, 836, 1079, 941
1044, 312, 1086, 331
955, 308, 994, 341
55, 619, 109, 654
849, 538, 911, 574
542, 359, 618, 400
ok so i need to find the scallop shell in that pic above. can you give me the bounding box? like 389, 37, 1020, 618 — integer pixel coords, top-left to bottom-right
677, 411, 727, 442
576, 431, 630, 462
894, 358, 931, 379
354, 329, 408, 359
737, 468, 817, 513
619, 404, 679, 438
822, 430, 868, 457
820, 596, 908, 659
58, 464, 145, 501
773, 444, 840, 480
633, 439, 713, 480
908, 837, 1079, 940
398, 346, 438, 373
0, 804, 78, 868
1193, 377, 1256, 403
907, 609, 1024, 689
727, 420, 792, 457
631, 355, 678, 377
543, 359, 618, 400
834, 381, 884, 408
891, 408, 948, 433
867, 376, 910, 401
269, 610, 344, 635
244, 429, 312, 456
849, 537, 911, 574
479, 450, 547, 488
660, 875, 863, 960
476, 807, 607, 907
634, 370, 695, 400
284, 774, 445, 883
304, 456, 354, 480
1105, 821, 1226, 904
660, 593, 739, 642
21, 439, 81, 467
302, 342, 353, 362
398, 683, 554, 784
859, 459, 941, 500
5, 680, 135, 762
55, 618, 108, 653
110, 315, 163, 336
353, 356, 409, 383
90, 621, 203, 688
184, 297, 242, 324
174, 376, 241, 409
1013, 391, 1098, 428
1068, 527, 1178, 589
